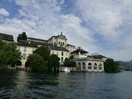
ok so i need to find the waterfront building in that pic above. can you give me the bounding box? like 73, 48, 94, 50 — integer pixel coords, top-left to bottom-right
71, 48, 107, 72
16, 33, 72, 69
0, 32, 107, 72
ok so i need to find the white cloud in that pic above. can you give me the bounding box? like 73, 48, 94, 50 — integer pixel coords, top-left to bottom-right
74, 0, 132, 61
0, 0, 132, 61
75, 0, 124, 41
0, 8, 9, 16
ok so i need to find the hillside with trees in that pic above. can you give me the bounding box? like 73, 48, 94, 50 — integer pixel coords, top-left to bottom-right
118, 60, 132, 70
104, 58, 121, 73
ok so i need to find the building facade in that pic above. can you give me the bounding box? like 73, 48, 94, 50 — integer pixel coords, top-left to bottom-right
16, 41, 37, 69
71, 48, 107, 72
0, 33, 14, 43
0, 32, 107, 72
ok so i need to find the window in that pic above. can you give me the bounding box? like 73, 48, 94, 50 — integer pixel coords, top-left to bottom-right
83, 62, 85, 65
94, 63, 97, 66
99, 67, 102, 70
24, 47, 26, 52
23, 53, 27, 59
94, 66, 97, 70
83, 66, 85, 69
88, 63, 92, 65
61, 57, 63, 62
88, 66, 92, 69
62, 52, 63, 56
99, 63, 102, 66
78, 62, 81, 65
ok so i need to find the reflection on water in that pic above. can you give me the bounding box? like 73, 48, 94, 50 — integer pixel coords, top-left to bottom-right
0, 71, 132, 99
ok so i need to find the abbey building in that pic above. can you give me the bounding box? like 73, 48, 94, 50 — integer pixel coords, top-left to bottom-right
0, 32, 107, 72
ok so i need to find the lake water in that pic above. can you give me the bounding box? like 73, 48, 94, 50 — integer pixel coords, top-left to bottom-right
0, 71, 132, 99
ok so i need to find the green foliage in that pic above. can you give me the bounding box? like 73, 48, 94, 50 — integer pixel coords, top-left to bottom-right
17, 32, 27, 42
0, 39, 5, 49
48, 54, 60, 71
104, 58, 120, 73
69, 55, 74, 59
32, 46, 60, 72
34, 46, 50, 62
64, 58, 76, 67
27, 54, 48, 72
0, 40, 21, 68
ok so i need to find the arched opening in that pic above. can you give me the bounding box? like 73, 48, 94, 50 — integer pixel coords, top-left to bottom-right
94, 63, 97, 66
99, 63, 103, 70
83, 62, 85, 65
88, 62, 92, 65
99, 63, 102, 66
16, 60, 22, 66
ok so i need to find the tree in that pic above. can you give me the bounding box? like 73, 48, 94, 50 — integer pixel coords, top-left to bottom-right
27, 54, 48, 72
64, 58, 76, 67
33, 46, 50, 62
69, 55, 74, 59
104, 58, 120, 73
0, 40, 21, 68
17, 32, 27, 42
0, 39, 5, 49
48, 54, 60, 72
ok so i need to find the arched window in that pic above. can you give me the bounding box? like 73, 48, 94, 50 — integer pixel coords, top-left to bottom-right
94, 63, 97, 66
99, 63, 102, 66
78, 62, 81, 65
83, 62, 85, 65
88, 62, 92, 65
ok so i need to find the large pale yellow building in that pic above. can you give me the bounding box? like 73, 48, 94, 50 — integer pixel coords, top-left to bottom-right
16, 33, 74, 69
0, 33, 107, 72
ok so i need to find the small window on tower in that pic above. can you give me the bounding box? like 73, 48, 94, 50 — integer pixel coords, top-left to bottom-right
62, 52, 63, 56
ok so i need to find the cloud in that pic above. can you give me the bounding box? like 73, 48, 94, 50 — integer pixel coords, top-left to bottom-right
0, 0, 132, 61
1, 0, 96, 48
75, 0, 124, 41
74, 0, 132, 61
0, 8, 9, 16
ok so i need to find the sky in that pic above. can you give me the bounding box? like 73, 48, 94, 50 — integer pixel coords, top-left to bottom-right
0, 0, 132, 61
